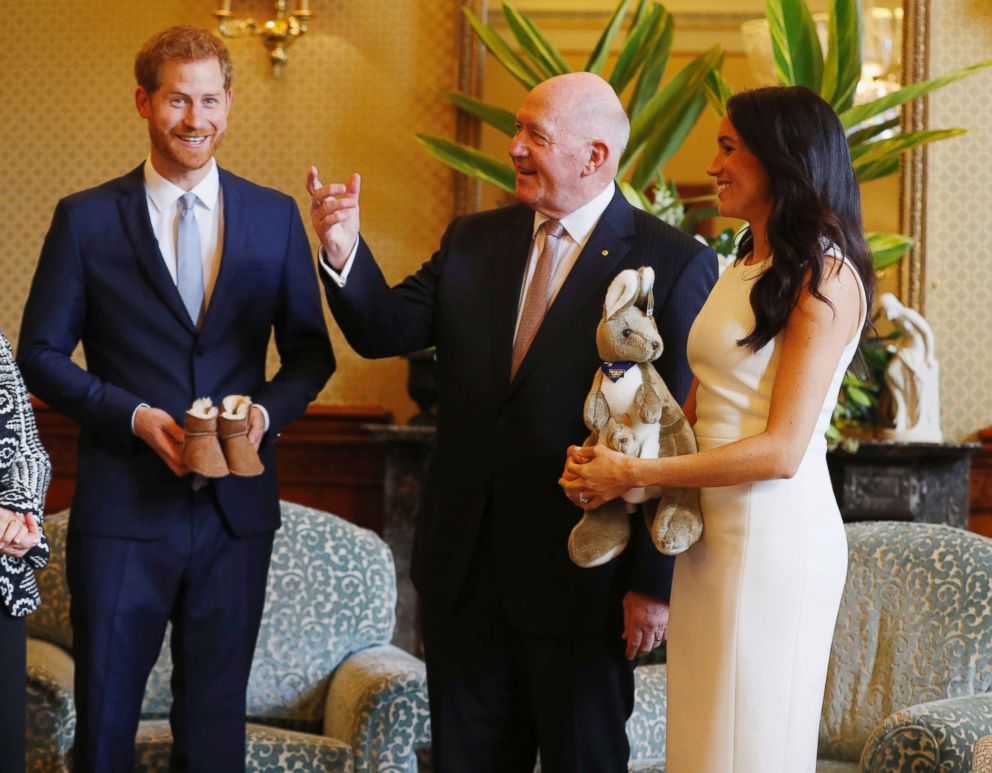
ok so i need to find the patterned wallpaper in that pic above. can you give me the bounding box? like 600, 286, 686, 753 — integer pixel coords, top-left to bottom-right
0, 0, 459, 422
927, 0, 992, 440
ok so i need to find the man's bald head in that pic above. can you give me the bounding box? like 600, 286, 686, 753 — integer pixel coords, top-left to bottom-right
510, 73, 629, 218
529, 72, 630, 171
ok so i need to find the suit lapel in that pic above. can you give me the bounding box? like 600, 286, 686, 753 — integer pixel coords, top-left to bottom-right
117, 165, 197, 333
490, 205, 537, 396
199, 168, 244, 332
509, 188, 634, 390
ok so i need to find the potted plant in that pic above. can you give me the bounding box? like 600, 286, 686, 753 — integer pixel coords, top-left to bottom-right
737, 0, 990, 443
416, 0, 727, 256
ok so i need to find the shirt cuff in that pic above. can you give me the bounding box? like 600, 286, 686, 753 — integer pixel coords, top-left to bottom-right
253, 403, 271, 433
318, 238, 359, 287
131, 403, 150, 434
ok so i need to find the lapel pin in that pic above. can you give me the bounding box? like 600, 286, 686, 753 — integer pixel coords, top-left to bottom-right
601, 249, 609, 256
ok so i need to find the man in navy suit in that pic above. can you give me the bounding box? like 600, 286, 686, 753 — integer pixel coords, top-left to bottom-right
308, 73, 717, 771
18, 27, 332, 771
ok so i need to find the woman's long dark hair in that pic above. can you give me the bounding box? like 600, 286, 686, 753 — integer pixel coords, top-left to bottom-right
726, 86, 876, 351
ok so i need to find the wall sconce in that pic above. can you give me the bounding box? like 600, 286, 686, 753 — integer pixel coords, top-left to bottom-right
215, 0, 312, 78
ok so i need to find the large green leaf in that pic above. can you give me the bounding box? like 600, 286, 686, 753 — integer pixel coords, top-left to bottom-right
628, 0, 649, 32
854, 128, 966, 182
618, 180, 650, 210
767, 0, 823, 91
443, 92, 518, 136
630, 91, 707, 189
854, 128, 966, 166
867, 231, 913, 271
624, 47, 722, 187
624, 46, 721, 172
463, 7, 540, 90
821, 0, 861, 111
840, 59, 992, 129
502, 3, 570, 79
627, 8, 674, 118
586, 0, 634, 74
609, 5, 663, 94
704, 69, 734, 116
856, 157, 901, 182
847, 117, 901, 149
416, 135, 517, 193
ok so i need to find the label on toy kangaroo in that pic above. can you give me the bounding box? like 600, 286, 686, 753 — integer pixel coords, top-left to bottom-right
602, 361, 636, 382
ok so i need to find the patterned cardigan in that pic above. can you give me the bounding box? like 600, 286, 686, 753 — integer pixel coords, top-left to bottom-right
0, 332, 51, 617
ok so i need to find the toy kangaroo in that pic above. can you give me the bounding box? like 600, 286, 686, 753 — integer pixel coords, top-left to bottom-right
568, 267, 703, 568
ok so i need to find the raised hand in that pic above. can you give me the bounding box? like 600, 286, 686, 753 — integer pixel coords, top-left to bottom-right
306, 166, 361, 270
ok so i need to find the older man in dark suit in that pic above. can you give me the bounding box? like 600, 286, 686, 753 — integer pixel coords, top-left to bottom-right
308, 72, 716, 771
18, 27, 332, 772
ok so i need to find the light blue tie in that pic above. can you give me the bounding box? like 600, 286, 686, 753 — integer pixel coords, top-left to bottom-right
177, 193, 204, 327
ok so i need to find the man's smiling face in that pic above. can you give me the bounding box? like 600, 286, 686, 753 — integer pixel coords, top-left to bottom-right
508, 86, 594, 219
136, 57, 231, 187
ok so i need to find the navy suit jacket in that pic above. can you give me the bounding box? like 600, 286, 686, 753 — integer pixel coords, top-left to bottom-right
325, 188, 717, 635
18, 165, 333, 539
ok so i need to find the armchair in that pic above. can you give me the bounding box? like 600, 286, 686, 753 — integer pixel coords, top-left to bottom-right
26, 501, 431, 772
626, 521, 992, 772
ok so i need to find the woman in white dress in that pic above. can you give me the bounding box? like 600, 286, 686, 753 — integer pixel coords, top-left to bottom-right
560, 86, 876, 772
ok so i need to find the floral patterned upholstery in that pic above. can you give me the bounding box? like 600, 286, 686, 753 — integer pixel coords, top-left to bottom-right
627, 663, 667, 768
26, 502, 431, 772
625, 522, 992, 773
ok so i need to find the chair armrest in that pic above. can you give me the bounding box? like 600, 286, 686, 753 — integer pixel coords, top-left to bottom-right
26, 638, 76, 771
324, 644, 431, 773
628, 663, 668, 764
860, 693, 992, 773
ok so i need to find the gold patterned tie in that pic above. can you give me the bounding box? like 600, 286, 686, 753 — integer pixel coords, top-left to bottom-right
511, 219, 565, 378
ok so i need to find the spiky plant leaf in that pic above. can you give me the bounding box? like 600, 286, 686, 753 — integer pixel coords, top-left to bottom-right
767, 0, 823, 91
586, 0, 634, 74
821, 0, 862, 111
443, 92, 517, 136
415, 135, 516, 193
502, 3, 570, 79
463, 7, 540, 90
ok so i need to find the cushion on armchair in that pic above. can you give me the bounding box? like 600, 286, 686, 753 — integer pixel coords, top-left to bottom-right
26, 502, 428, 773
140, 501, 399, 729
818, 523, 992, 763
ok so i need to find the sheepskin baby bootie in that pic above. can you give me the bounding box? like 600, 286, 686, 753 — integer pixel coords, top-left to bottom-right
219, 395, 265, 477
183, 398, 229, 478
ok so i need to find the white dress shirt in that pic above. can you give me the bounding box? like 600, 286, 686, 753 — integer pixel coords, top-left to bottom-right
513, 181, 616, 343
143, 158, 224, 307
132, 158, 268, 433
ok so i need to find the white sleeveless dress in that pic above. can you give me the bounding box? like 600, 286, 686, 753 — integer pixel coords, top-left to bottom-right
665, 256, 865, 773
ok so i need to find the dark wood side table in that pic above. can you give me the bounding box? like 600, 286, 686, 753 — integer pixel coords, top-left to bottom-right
827, 440, 980, 529
363, 425, 436, 656
970, 427, 992, 538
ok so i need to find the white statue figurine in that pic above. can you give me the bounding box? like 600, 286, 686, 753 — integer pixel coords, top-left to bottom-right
878, 292, 942, 443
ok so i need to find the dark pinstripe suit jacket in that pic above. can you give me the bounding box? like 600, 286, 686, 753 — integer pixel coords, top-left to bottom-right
324, 188, 717, 635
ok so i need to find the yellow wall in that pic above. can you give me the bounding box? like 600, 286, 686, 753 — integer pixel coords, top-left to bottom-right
926, 1, 992, 440
0, 0, 460, 423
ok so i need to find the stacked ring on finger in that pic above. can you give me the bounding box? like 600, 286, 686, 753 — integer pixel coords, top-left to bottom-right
578, 492, 590, 505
